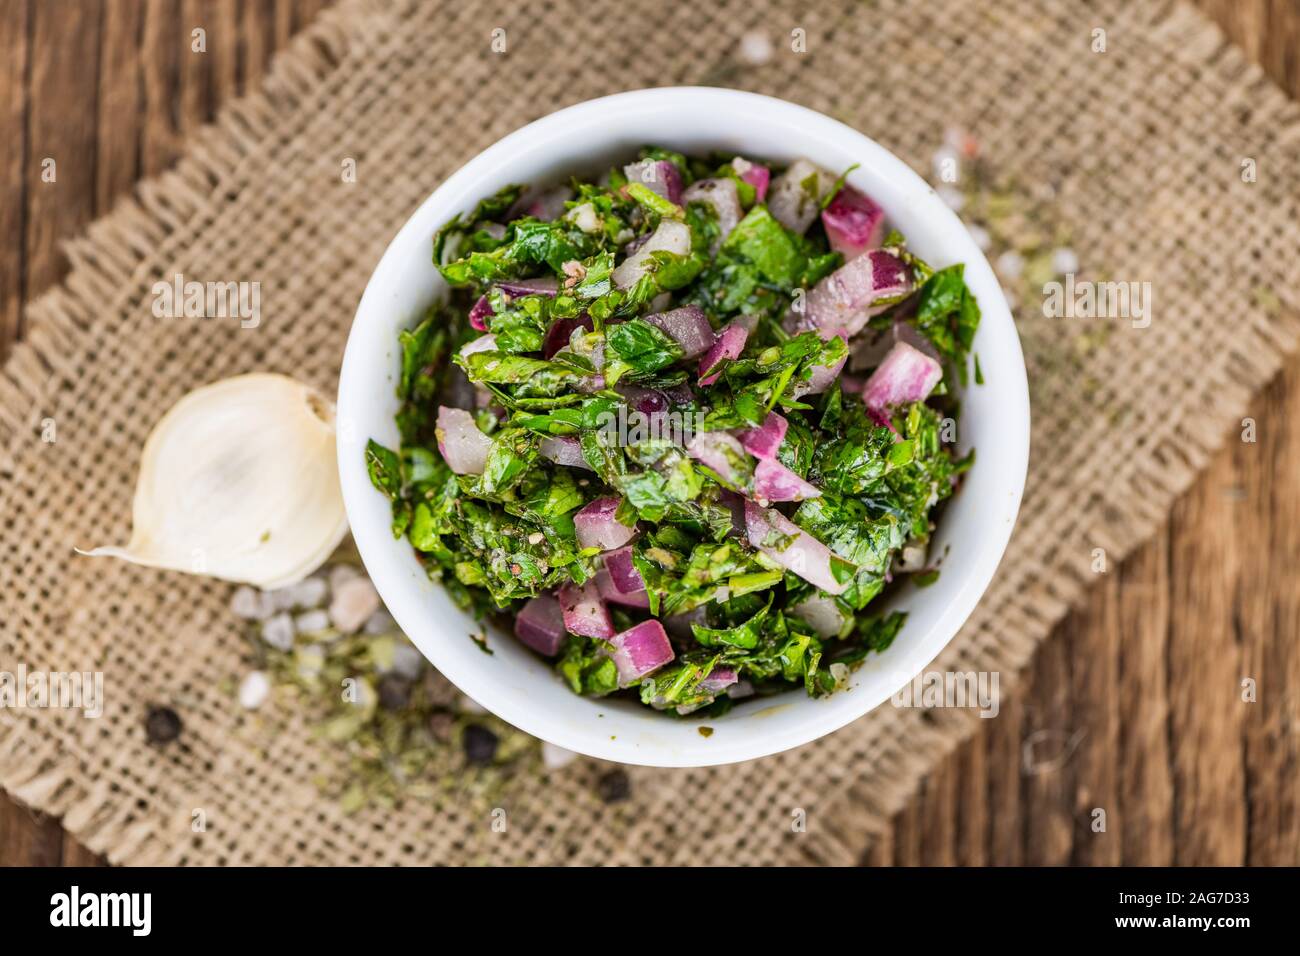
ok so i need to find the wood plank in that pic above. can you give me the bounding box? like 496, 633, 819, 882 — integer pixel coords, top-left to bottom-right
23, 0, 101, 299
0, 0, 30, 363
0, 791, 63, 867
95, 0, 144, 209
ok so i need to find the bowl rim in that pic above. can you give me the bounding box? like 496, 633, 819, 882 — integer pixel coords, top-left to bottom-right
338, 86, 1030, 767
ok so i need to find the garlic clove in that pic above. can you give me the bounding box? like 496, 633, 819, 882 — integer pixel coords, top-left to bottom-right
79, 373, 349, 589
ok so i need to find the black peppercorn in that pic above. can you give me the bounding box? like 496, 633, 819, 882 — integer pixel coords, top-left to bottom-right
144, 706, 182, 744
462, 724, 498, 765
597, 768, 630, 803
377, 675, 411, 711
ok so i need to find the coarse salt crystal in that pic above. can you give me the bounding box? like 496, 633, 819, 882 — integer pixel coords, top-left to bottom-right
230, 586, 273, 620
261, 612, 296, 651
329, 576, 380, 634
294, 609, 331, 633
1052, 247, 1079, 275
238, 671, 271, 709
738, 30, 773, 65
996, 250, 1025, 279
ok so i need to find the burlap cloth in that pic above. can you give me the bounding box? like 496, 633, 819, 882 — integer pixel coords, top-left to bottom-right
2, 0, 1298, 866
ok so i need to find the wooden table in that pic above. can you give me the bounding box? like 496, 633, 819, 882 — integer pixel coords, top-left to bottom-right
1, 0, 1296, 867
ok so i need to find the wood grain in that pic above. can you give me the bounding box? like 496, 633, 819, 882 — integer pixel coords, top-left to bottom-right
0, 0, 1297, 866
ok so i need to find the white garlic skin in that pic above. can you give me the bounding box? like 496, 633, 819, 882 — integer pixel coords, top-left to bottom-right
80, 373, 349, 589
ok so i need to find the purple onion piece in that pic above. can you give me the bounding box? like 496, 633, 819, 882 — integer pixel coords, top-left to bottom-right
791, 594, 847, 638
459, 333, 497, 358
514, 594, 567, 656
698, 665, 738, 695
543, 314, 593, 359
495, 276, 559, 299
612, 220, 692, 289
606, 620, 675, 686
861, 341, 943, 425
753, 458, 822, 503
558, 579, 614, 639
685, 431, 749, 487
643, 305, 715, 360
623, 159, 684, 206
767, 158, 833, 234
573, 497, 636, 551
520, 185, 572, 222
435, 405, 493, 475
739, 411, 788, 460
733, 156, 770, 201
683, 178, 743, 248
595, 568, 651, 608
698, 322, 748, 386
539, 435, 590, 470
801, 249, 912, 338
603, 545, 645, 593
744, 500, 848, 595
468, 294, 492, 332
821, 184, 886, 259
792, 331, 848, 399
615, 383, 669, 416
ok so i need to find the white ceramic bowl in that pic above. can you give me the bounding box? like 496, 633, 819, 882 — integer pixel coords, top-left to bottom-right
338, 87, 1029, 768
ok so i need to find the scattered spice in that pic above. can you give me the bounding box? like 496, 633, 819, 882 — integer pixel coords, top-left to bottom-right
597, 768, 631, 803
144, 706, 182, 744
463, 724, 500, 765
233, 555, 541, 813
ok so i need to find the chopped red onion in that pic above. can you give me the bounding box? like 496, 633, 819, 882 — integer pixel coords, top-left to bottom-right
698, 322, 748, 386
698, 665, 738, 695
573, 497, 636, 550
801, 249, 912, 338
739, 411, 788, 460
459, 333, 497, 358
615, 383, 669, 416
767, 158, 833, 234
732, 156, 770, 201
468, 294, 492, 331
539, 435, 591, 470
754, 458, 822, 502
686, 431, 748, 486
891, 318, 942, 361
496, 276, 559, 299
861, 341, 943, 423
664, 605, 709, 639
602, 545, 645, 594
543, 314, 593, 359
514, 594, 567, 656
623, 159, 683, 205
744, 500, 848, 594
435, 405, 493, 475
612, 220, 692, 289
893, 539, 928, 573
791, 594, 847, 638
606, 619, 675, 686
728, 679, 756, 700
821, 185, 886, 259
683, 177, 742, 248
595, 568, 651, 608
643, 305, 715, 359
521, 185, 572, 222
558, 578, 615, 639
792, 331, 847, 398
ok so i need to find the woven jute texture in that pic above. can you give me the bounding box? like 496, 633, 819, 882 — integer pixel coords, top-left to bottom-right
2, 0, 1299, 866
